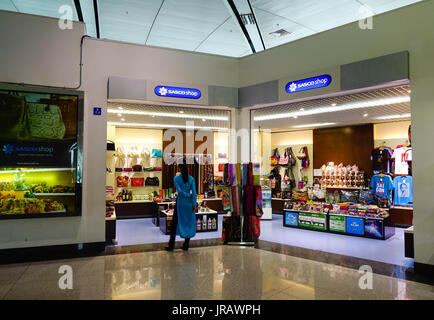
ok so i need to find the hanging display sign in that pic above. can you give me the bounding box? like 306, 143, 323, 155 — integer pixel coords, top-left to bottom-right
285, 74, 332, 94
154, 85, 201, 99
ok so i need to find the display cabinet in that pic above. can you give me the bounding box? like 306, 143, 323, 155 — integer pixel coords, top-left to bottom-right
0, 85, 83, 219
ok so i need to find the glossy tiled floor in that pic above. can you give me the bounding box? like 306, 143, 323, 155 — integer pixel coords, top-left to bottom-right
0, 246, 432, 300
116, 214, 412, 267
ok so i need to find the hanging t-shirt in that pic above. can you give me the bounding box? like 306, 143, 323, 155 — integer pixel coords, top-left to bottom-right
393, 175, 413, 206
370, 174, 394, 201
392, 147, 411, 175
371, 148, 392, 173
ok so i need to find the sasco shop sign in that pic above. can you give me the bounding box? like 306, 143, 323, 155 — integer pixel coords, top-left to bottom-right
154, 85, 201, 99
285, 74, 332, 94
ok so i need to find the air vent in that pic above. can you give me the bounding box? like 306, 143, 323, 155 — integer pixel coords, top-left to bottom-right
269, 29, 291, 37
240, 13, 256, 25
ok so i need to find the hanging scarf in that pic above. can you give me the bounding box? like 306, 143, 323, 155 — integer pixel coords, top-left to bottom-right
248, 162, 254, 186
242, 163, 248, 187
243, 185, 255, 216
231, 186, 240, 216
254, 185, 263, 217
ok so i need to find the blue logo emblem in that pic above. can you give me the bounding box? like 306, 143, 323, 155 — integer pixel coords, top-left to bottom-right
285, 74, 332, 94
2, 144, 13, 155
154, 86, 201, 99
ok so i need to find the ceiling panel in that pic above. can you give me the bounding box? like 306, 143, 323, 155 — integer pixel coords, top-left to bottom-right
253, 86, 411, 132
98, 0, 163, 44
146, 0, 233, 51
195, 17, 252, 57
7, 0, 78, 20
79, 0, 97, 37
359, 0, 421, 14
0, 0, 17, 11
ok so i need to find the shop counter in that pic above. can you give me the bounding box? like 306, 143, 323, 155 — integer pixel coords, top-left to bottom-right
159, 209, 218, 235
114, 201, 157, 219
404, 226, 414, 258
272, 198, 287, 214
105, 213, 117, 244
283, 209, 395, 240
388, 206, 413, 227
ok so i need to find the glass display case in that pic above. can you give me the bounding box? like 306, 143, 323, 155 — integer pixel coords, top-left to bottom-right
0, 85, 83, 219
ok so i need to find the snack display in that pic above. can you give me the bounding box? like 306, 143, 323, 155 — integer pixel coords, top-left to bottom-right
0, 182, 12, 191
0, 198, 65, 215
30, 183, 75, 194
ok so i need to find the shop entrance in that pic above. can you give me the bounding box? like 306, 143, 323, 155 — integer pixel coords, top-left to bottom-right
252, 84, 413, 267
105, 101, 230, 247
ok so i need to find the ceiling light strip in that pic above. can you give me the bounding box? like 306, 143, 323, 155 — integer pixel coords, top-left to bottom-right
292, 123, 336, 129
375, 113, 411, 120
108, 122, 228, 131
254, 96, 410, 121
108, 109, 228, 121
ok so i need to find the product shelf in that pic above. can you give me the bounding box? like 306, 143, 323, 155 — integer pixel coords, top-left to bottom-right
0, 168, 75, 174
34, 193, 75, 196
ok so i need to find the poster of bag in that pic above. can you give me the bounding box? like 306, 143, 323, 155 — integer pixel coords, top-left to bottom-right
0, 90, 78, 141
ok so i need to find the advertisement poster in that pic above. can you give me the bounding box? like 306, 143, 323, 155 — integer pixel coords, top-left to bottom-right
284, 210, 298, 227
298, 212, 327, 230
346, 217, 364, 235
329, 215, 346, 232
364, 219, 384, 238
0, 90, 78, 142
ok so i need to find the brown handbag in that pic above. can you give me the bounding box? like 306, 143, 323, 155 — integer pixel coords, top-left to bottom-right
0, 92, 29, 140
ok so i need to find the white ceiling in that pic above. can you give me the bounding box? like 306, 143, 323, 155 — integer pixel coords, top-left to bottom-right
253, 85, 411, 132
1, 0, 422, 57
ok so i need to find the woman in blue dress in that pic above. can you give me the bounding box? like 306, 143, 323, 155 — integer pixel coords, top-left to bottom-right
166, 163, 197, 251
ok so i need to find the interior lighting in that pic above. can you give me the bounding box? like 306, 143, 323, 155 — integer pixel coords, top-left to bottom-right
292, 123, 336, 128
108, 109, 228, 121
107, 121, 228, 131
254, 96, 410, 121
376, 113, 411, 120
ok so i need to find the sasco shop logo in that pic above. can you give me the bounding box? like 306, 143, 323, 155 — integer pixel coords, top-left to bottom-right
2, 144, 13, 155
154, 86, 201, 99
285, 74, 332, 94
2, 144, 54, 155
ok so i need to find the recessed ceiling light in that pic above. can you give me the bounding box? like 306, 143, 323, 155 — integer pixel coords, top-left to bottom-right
331, 103, 337, 107
408, 90, 411, 93
202, 119, 206, 122
300, 108, 304, 111
118, 107, 123, 110
293, 116, 298, 119
117, 113, 122, 117
293, 122, 336, 128
363, 113, 368, 117
376, 113, 411, 120
107, 121, 228, 131
254, 96, 410, 121
121, 118, 125, 121
108, 109, 228, 121
179, 111, 184, 114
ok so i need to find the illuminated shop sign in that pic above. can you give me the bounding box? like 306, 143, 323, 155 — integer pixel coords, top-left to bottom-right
285, 74, 332, 94
154, 86, 201, 99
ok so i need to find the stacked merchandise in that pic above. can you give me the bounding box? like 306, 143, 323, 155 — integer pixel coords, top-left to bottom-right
222, 163, 263, 244
319, 163, 365, 188
105, 186, 115, 218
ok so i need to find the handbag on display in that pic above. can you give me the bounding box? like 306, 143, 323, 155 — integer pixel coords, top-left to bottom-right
131, 178, 144, 187
278, 148, 289, 165
0, 92, 29, 140
116, 176, 129, 187
143, 167, 154, 172
218, 153, 227, 159
145, 177, 160, 186
151, 149, 162, 158
287, 147, 297, 167
296, 147, 306, 160
27, 103, 66, 139
132, 165, 142, 172
270, 148, 280, 167
218, 163, 224, 172
153, 167, 162, 171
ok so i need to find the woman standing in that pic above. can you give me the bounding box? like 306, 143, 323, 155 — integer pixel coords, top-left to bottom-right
166, 163, 197, 251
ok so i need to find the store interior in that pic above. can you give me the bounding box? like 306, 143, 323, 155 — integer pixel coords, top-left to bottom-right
252, 84, 413, 267
105, 102, 230, 246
